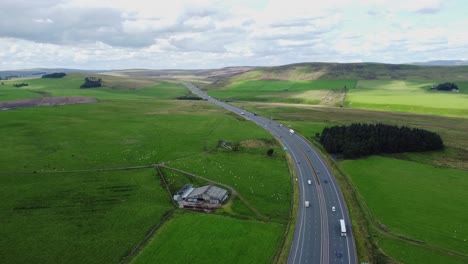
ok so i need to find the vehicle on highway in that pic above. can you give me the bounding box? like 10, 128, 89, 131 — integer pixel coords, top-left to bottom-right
323, 179, 328, 183
241, 112, 245, 115
253, 112, 258, 116
307, 180, 311, 185
305, 201, 310, 207
340, 219, 347, 237
332, 206, 336, 212
336, 251, 342, 258
289, 129, 295, 135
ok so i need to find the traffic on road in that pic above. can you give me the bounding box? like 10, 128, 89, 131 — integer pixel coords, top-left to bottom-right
182, 83, 357, 264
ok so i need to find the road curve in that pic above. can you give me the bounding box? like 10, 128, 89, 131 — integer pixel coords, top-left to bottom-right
182, 83, 357, 264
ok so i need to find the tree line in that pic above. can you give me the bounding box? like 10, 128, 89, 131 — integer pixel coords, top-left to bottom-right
319, 123, 444, 158
42, 72, 66, 78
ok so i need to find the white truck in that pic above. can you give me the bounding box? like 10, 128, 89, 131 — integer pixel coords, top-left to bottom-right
340, 219, 347, 237
305, 201, 310, 207
289, 129, 295, 135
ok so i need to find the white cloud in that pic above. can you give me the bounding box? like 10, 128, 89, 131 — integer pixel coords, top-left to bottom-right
0, 0, 467, 70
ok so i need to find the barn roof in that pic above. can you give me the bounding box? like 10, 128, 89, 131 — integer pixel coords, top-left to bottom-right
187, 185, 228, 200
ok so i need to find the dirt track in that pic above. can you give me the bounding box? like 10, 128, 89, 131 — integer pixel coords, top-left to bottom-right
0, 96, 98, 110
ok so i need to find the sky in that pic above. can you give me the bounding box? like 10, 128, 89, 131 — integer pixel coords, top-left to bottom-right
1, 0, 467, 70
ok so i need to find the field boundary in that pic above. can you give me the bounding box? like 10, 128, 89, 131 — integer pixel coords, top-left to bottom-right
120, 207, 177, 264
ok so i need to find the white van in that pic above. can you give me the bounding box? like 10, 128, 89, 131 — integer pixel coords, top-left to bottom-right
307, 180, 312, 185
305, 201, 310, 207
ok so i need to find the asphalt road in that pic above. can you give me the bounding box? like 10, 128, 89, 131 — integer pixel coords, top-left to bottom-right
182, 83, 357, 264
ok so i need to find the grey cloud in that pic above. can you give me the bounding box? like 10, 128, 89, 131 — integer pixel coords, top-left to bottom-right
0, 1, 246, 49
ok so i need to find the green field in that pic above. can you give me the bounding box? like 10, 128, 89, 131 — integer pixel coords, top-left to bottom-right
0, 169, 172, 263
1, 74, 185, 101
346, 80, 468, 117
208, 79, 356, 104
0, 78, 292, 263
132, 211, 284, 264
0, 85, 42, 101
379, 239, 467, 264
167, 149, 291, 221
342, 157, 468, 259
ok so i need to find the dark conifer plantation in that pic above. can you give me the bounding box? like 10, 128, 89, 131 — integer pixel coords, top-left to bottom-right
320, 123, 443, 158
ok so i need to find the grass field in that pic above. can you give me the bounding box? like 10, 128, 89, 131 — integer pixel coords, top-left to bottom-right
0, 169, 173, 263
132, 211, 284, 264
1, 74, 185, 101
207, 80, 356, 104
167, 149, 291, 222
0, 85, 42, 101
342, 157, 468, 257
1, 78, 292, 263
346, 80, 468, 117
379, 239, 467, 264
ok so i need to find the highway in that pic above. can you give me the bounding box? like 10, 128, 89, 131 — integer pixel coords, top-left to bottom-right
182, 83, 357, 264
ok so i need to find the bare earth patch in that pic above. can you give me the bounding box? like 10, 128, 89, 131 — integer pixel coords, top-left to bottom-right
240, 139, 276, 148
0, 96, 98, 110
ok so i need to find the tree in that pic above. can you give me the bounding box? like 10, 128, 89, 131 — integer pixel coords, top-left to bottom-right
80, 77, 102, 89
267, 148, 274, 156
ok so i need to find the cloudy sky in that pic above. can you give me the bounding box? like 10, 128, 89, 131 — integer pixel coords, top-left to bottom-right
1, 0, 467, 70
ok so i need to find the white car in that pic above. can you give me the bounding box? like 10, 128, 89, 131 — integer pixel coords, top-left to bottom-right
305, 201, 310, 207
332, 206, 336, 212
307, 180, 312, 185
241, 112, 245, 115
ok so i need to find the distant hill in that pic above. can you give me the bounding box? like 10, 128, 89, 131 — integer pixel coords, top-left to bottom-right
411, 60, 468, 66
0, 68, 105, 79
206, 62, 468, 90
104, 67, 257, 83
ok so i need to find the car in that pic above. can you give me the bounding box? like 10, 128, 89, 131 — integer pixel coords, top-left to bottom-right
305, 201, 310, 207
336, 251, 342, 258
332, 206, 336, 212
323, 179, 328, 183
240, 112, 245, 115
307, 180, 312, 185
253, 112, 258, 116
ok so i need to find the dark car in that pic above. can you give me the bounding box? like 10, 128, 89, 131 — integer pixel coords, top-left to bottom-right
336, 251, 342, 258
323, 179, 328, 183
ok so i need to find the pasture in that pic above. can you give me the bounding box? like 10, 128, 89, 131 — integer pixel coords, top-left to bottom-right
132, 211, 284, 264
207, 79, 356, 104
346, 80, 468, 117
0, 169, 173, 263
0, 79, 292, 263
342, 157, 468, 258
379, 239, 466, 264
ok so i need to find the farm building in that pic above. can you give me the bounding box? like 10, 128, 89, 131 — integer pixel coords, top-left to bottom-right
173, 184, 229, 211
